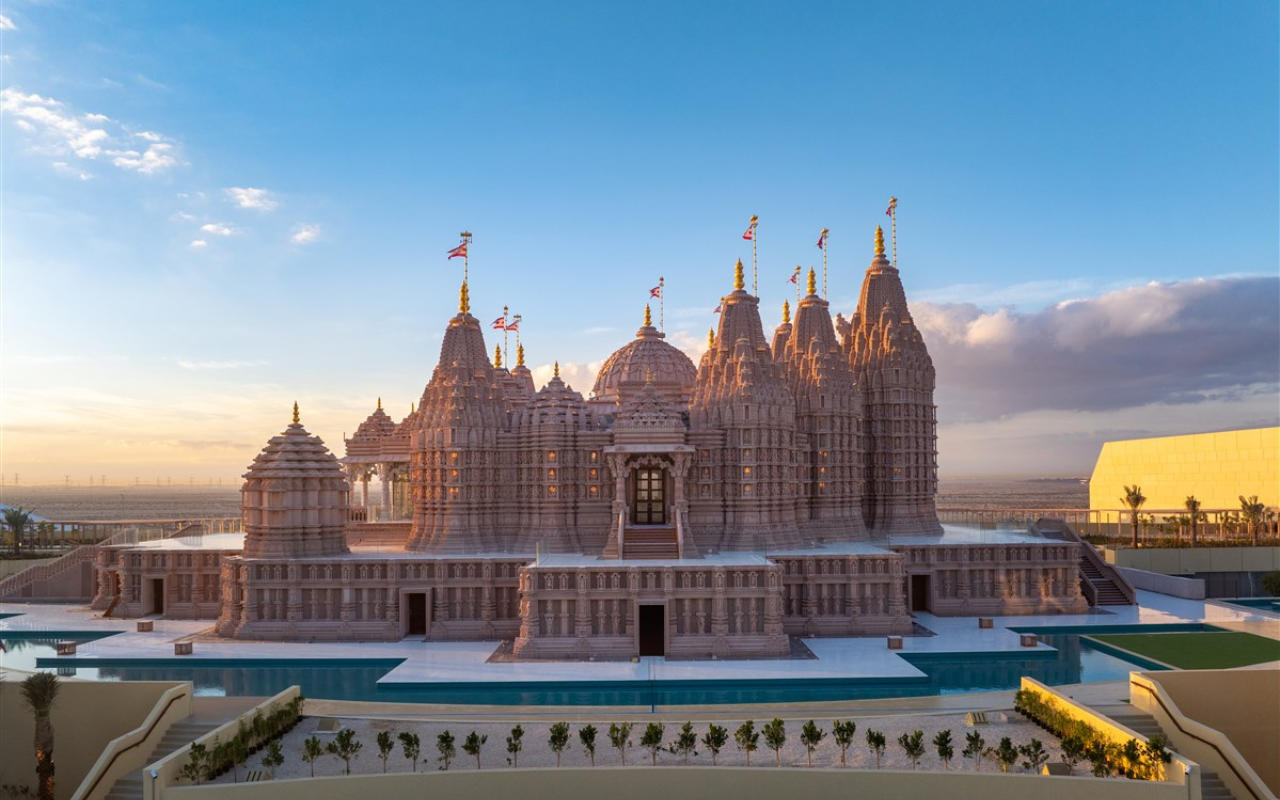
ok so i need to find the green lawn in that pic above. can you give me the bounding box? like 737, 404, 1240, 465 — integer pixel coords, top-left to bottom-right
1090, 631, 1280, 669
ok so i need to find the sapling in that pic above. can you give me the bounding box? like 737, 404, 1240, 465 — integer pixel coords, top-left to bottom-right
990, 737, 1019, 773
549, 722, 570, 767
608, 722, 633, 766
933, 729, 954, 770
179, 742, 209, 785
506, 724, 525, 768
799, 720, 825, 768
963, 731, 985, 771
436, 730, 456, 771
866, 729, 886, 769
832, 720, 857, 768
462, 731, 487, 770
1020, 739, 1049, 774
376, 730, 395, 773
301, 736, 323, 778
669, 722, 697, 764
398, 732, 422, 772
578, 724, 597, 766
898, 730, 926, 770
326, 729, 362, 776
701, 724, 728, 766
762, 719, 787, 768
640, 722, 666, 766
260, 740, 284, 780
735, 720, 759, 766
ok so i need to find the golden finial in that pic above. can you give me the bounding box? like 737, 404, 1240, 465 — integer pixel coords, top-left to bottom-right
643, 304, 652, 327
707, 328, 715, 348
410, 401, 415, 413
553, 361, 560, 378
807, 267, 817, 297
782, 299, 791, 324
645, 367, 654, 385
291, 401, 300, 424
459, 280, 471, 313
517, 343, 525, 367
377, 397, 382, 410
874, 225, 885, 256
493, 344, 502, 368
733, 259, 745, 291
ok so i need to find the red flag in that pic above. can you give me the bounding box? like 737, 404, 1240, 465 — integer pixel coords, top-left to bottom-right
505, 319, 519, 332
713, 304, 722, 314
787, 266, 800, 285
816, 229, 827, 249
885, 197, 897, 216
742, 214, 758, 241
447, 241, 468, 259
649, 285, 662, 298
491, 316, 506, 330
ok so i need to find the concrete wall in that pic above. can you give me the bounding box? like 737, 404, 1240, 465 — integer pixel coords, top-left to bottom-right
1107, 547, 1280, 575
1117, 568, 1205, 600
0, 679, 182, 800
161, 766, 1186, 800
1089, 427, 1278, 515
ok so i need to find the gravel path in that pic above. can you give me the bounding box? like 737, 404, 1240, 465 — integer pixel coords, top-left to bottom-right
209, 709, 1064, 780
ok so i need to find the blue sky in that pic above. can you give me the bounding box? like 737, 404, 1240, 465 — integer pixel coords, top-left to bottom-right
2, 0, 1277, 483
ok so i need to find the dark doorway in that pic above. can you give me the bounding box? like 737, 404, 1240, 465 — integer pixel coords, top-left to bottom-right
149, 579, 165, 615
631, 468, 667, 525
910, 574, 931, 613
638, 604, 665, 656
407, 593, 427, 636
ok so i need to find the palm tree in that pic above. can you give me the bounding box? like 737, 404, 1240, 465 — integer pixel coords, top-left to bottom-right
1240, 495, 1266, 546
3, 506, 34, 557
1184, 496, 1202, 547
1121, 486, 1146, 547
20, 673, 61, 800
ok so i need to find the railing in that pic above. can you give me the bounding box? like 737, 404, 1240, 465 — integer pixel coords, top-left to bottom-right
1032, 517, 1137, 605
73, 683, 193, 800
0, 543, 100, 599
941, 507, 1277, 548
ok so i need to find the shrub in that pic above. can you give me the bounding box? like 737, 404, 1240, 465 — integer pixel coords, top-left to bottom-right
734, 720, 759, 766
507, 724, 525, 768
640, 722, 666, 766
898, 730, 926, 770
436, 730, 455, 771
326, 729, 361, 775
832, 720, 857, 768
1261, 571, 1280, 596
963, 731, 984, 771
762, 719, 787, 767
462, 731, 487, 770
548, 722, 570, 767
301, 736, 323, 778
990, 737, 1019, 773
799, 721, 825, 768
668, 722, 697, 764
933, 730, 954, 770
608, 722, 633, 766
701, 724, 728, 766
260, 740, 284, 780
376, 730, 395, 773
866, 729, 886, 769
1020, 739, 1049, 773
397, 732, 421, 772
578, 724, 597, 767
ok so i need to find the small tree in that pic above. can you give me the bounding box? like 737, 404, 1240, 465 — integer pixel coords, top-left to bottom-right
578, 724, 597, 767
608, 722, 633, 766
326, 729, 362, 776
301, 736, 323, 777
260, 740, 284, 780
701, 724, 728, 766
179, 742, 209, 785
933, 729, 954, 770
1185, 496, 1203, 547
1143, 735, 1172, 781
1060, 735, 1086, 774
866, 729, 886, 768
1261, 571, 1280, 596
436, 730, 456, 771
831, 720, 857, 768
990, 737, 1019, 773
1122, 485, 1147, 547
1241, 495, 1266, 546
1020, 739, 1050, 773
898, 730, 926, 770
669, 722, 697, 764
462, 731, 487, 770
398, 732, 422, 773
762, 719, 786, 768
229, 736, 249, 783
376, 730, 395, 773
1085, 739, 1115, 777
1122, 738, 1143, 776
963, 731, 985, 771
506, 724, 525, 768
799, 721, 825, 768
640, 722, 665, 766
735, 720, 759, 766
2, 506, 33, 557
549, 722, 570, 767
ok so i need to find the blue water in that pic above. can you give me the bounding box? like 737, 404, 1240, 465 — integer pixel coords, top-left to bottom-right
0, 624, 1174, 706
1216, 597, 1280, 614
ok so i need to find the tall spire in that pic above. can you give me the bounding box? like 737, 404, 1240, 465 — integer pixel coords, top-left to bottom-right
459, 280, 471, 313
806, 267, 817, 297
733, 258, 745, 291
493, 343, 502, 368
292, 401, 300, 424
553, 360, 560, 378
707, 328, 715, 348
643, 304, 652, 327
874, 225, 886, 256
377, 397, 381, 410
781, 299, 791, 324
517, 343, 525, 367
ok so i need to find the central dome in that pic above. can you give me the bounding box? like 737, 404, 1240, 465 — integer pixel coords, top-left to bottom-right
591, 308, 697, 408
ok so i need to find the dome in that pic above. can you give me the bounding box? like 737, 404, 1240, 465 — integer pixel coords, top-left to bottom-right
591, 308, 697, 408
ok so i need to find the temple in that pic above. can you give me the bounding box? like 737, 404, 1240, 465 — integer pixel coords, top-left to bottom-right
92, 226, 1090, 659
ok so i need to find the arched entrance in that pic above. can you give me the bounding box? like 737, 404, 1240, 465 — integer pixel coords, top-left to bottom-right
631, 467, 667, 525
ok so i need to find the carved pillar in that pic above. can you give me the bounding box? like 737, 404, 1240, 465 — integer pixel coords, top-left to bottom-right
377, 463, 393, 516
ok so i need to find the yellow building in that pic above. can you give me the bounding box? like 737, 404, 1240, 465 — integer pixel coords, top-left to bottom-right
1089, 427, 1279, 517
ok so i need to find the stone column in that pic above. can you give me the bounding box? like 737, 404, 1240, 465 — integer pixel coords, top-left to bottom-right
377, 463, 393, 517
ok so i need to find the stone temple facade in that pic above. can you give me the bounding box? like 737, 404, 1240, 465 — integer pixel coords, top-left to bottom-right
95, 226, 1089, 657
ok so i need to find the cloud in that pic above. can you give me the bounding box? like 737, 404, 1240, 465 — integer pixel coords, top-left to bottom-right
0, 14, 15, 30
225, 187, 277, 211
200, 223, 238, 236
912, 276, 1280, 423
0, 88, 180, 174
290, 223, 321, 244
530, 361, 605, 395
52, 161, 92, 180
176, 359, 268, 370
190, 240, 208, 248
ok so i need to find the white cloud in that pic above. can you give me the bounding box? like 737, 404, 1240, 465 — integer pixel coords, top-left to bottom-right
200, 223, 237, 236
0, 88, 180, 175
290, 223, 321, 244
135, 130, 162, 141
172, 211, 197, 222
190, 240, 208, 248
176, 359, 268, 370
52, 161, 92, 180
0, 15, 15, 30
225, 187, 277, 211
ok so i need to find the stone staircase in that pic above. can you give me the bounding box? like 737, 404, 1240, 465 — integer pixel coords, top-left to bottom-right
104, 719, 218, 800
1079, 557, 1131, 605
1104, 709, 1235, 800
622, 527, 679, 559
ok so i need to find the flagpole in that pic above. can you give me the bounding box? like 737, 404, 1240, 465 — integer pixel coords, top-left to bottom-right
752, 216, 759, 296
503, 305, 510, 367
514, 315, 522, 356
821, 229, 829, 299
795, 266, 801, 305
890, 200, 898, 268
659, 276, 665, 333
460, 230, 473, 286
